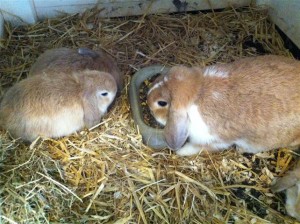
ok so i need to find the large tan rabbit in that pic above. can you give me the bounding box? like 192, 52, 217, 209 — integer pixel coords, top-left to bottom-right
0, 70, 117, 142
29, 47, 123, 91
271, 161, 300, 221
148, 55, 300, 156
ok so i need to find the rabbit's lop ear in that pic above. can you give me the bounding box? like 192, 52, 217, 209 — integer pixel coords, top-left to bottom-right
82, 89, 101, 128
164, 109, 189, 150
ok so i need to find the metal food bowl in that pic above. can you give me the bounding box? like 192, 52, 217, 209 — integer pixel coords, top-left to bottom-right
129, 65, 170, 150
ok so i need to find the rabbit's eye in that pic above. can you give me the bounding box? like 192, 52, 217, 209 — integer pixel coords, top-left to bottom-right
96, 90, 110, 98
157, 101, 167, 107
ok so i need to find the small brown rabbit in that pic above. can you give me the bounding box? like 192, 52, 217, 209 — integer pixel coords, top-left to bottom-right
271, 161, 300, 221
147, 75, 170, 126
29, 47, 123, 91
0, 70, 117, 142
149, 55, 300, 156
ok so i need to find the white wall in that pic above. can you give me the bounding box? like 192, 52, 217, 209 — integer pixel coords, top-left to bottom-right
0, 11, 3, 38
0, 0, 36, 25
1, 0, 253, 21
256, 0, 300, 49
1, 0, 300, 50
34, 0, 98, 19
0, 0, 251, 37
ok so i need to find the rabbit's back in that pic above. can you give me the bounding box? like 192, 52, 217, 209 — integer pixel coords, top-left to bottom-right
29, 47, 123, 90
197, 55, 300, 152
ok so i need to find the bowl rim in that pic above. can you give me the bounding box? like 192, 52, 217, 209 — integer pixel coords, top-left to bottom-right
128, 65, 170, 149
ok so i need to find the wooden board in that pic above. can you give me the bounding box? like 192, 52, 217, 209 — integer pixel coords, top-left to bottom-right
0, 12, 4, 38
33, 0, 252, 18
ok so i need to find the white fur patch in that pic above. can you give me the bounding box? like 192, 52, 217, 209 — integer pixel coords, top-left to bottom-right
187, 105, 219, 145
234, 139, 263, 153
176, 143, 201, 156
150, 100, 168, 126
175, 105, 232, 156
148, 81, 163, 95
212, 91, 222, 100
211, 142, 232, 150
97, 91, 116, 114
156, 116, 167, 126
203, 66, 228, 78
285, 183, 300, 220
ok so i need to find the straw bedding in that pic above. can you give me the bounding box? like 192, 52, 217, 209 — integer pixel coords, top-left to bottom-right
0, 5, 299, 224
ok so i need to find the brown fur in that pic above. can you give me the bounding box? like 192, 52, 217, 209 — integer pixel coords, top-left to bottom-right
29, 47, 123, 91
0, 70, 117, 142
162, 55, 300, 152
